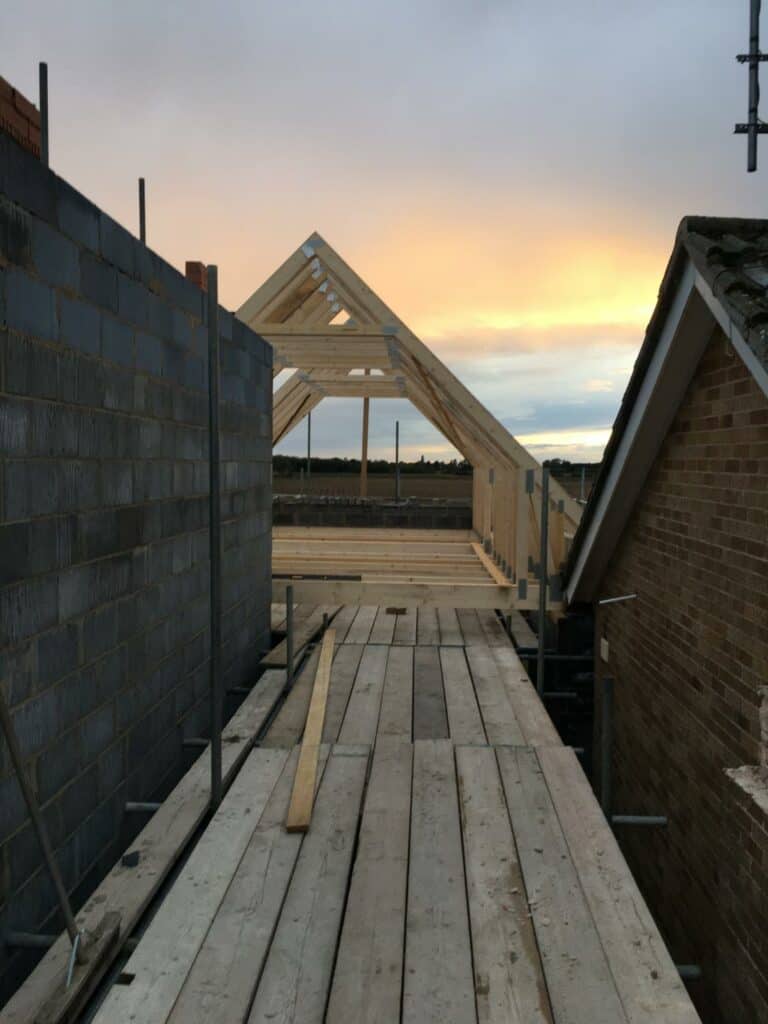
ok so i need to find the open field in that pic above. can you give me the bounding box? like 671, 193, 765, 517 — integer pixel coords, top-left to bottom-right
273, 474, 473, 500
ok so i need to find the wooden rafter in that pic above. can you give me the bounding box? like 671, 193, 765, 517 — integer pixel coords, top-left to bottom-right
237, 232, 584, 596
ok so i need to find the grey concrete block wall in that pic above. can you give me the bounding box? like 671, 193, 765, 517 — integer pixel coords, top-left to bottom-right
0, 133, 272, 1003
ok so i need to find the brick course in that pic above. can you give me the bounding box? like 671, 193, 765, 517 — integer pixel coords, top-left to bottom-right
595, 326, 768, 1024
0, 78, 41, 160
0, 132, 272, 1003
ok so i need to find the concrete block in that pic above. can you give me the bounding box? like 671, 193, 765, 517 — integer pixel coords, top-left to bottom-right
10, 685, 60, 760
35, 726, 81, 804
93, 647, 123, 706
78, 508, 121, 562
147, 292, 172, 340
83, 603, 119, 662
56, 180, 100, 250
101, 313, 133, 366
60, 459, 100, 512
0, 641, 35, 707
80, 703, 116, 764
75, 355, 105, 407
182, 354, 205, 392
0, 774, 28, 844
58, 564, 95, 622
81, 251, 118, 312
0, 576, 59, 646
103, 364, 135, 413
4, 334, 58, 400
118, 274, 149, 329
102, 461, 134, 506
3, 460, 57, 520
161, 340, 184, 384
136, 331, 162, 377
100, 213, 136, 277
30, 217, 79, 291
56, 764, 99, 840
59, 295, 100, 356
97, 740, 124, 802
0, 195, 32, 266
4, 137, 56, 222
0, 398, 31, 457
5, 269, 57, 341
36, 623, 80, 691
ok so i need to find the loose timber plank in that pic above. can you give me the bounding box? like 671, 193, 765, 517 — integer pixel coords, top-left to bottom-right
456, 608, 487, 646
344, 604, 378, 643
377, 645, 414, 739
286, 629, 336, 832
393, 606, 417, 645
413, 645, 449, 740
440, 647, 486, 744
417, 606, 440, 645
337, 644, 389, 745
438, 606, 463, 645
93, 749, 290, 1024
261, 605, 339, 668
465, 645, 526, 746
322, 643, 365, 743
326, 737, 412, 1024
476, 608, 511, 647
496, 747, 628, 1024
368, 605, 397, 645
0, 673, 287, 1024
167, 747, 330, 1024
456, 745, 552, 1024
538, 746, 701, 1024
246, 746, 369, 1024
403, 739, 476, 1024
261, 647, 322, 748
491, 647, 561, 748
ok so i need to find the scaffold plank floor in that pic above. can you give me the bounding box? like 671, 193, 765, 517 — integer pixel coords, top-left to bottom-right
271, 526, 551, 611
87, 606, 700, 1024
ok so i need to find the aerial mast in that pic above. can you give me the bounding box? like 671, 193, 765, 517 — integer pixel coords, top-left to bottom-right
735, 0, 766, 171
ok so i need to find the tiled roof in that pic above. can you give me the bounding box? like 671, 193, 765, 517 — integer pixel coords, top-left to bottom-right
682, 216, 768, 372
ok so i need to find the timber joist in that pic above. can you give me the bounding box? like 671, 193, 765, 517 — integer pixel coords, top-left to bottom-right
238, 233, 583, 607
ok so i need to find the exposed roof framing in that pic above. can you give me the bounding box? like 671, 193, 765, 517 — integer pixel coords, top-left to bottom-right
237, 232, 582, 597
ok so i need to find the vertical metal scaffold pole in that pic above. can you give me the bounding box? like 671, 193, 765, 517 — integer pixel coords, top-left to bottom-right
286, 584, 295, 689
138, 177, 146, 244
39, 62, 49, 167
748, 0, 761, 172
306, 413, 311, 489
207, 266, 223, 809
395, 420, 401, 500
601, 675, 614, 817
0, 684, 83, 958
536, 467, 550, 696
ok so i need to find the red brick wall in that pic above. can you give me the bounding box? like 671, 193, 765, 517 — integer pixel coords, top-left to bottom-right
595, 325, 768, 1024
0, 76, 41, 159
185, 261, 208, 292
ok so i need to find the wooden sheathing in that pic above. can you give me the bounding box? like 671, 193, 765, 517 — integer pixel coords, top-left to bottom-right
238, 233, 582, 605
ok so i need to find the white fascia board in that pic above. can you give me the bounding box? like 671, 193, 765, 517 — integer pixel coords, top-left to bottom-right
566, 259, 700, 605
693, 269, 768, 402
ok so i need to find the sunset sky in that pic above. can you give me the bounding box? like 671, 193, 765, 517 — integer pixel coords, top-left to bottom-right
4, 2, 767, 463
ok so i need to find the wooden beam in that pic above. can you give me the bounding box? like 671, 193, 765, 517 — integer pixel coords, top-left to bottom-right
470, 541, 511, 587
285, 629, 336, 833
360, 369, 370, 498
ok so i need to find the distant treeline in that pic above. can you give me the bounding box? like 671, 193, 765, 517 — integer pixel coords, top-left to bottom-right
273, 455, 599, 477
273, 455, 472, 476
